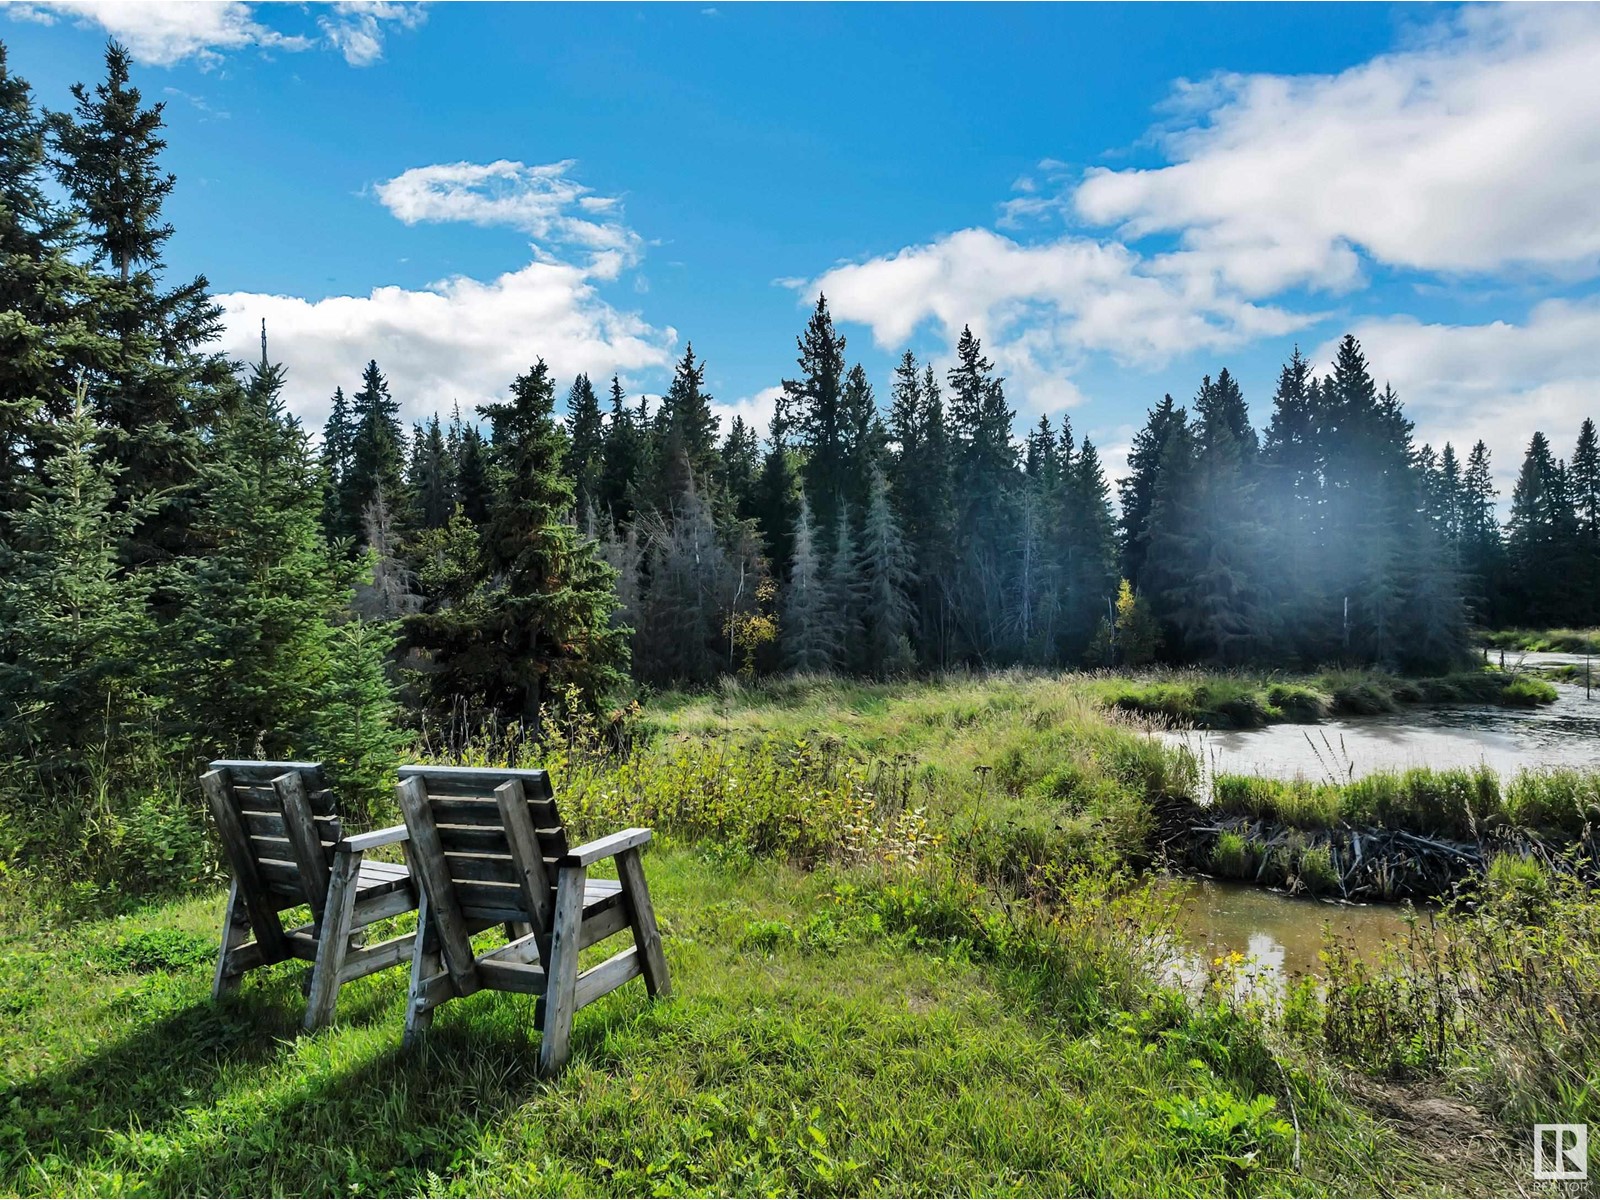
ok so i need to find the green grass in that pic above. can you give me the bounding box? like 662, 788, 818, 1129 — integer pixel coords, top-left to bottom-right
1, 847, 1488, 1198
1212, 764, 1600, 842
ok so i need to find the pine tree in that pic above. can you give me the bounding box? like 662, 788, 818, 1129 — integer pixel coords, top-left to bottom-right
753, 390, 800, 585
306, 616, 403, 825
1574, 418, 1600, 543
634, 476, 736, 685
840, 362, 885, 518
1056, 435, 1120, 659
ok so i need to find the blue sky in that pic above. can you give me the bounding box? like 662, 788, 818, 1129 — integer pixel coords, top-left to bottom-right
5, 2, 1599, 489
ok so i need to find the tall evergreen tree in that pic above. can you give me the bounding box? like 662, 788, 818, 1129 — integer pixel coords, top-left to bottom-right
414, 413, 454, 530
781, 493, 834, 672
410, 361, 628, 724
49, 41, 234, 559
786, 295, 850, 537
342, 359, 405, 540
650, 344, 718, 510
566, 372, 604, 528
858, 465, 916, 677
1118, 393, 1182, 590
597, 375, 643, 530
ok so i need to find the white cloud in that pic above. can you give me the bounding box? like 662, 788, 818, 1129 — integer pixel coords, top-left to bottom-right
712, 385, 782, 440
317, 0, 425, 67
221, 259, 676, 433
7, 0, 423, 67
1313, 299, 1600, 493
223, 158, 667, 430
1074, 5, 1600, 294
806, 226, 1306, 423
374, 160, 640, 263
7, 1, 309, 66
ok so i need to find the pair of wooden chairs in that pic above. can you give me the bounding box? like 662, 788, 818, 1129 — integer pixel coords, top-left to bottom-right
202, 760, 669, 1074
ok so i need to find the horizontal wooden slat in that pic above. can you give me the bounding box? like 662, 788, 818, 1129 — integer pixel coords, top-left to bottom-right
574, 945, 641, 1009
478, 960, 548, 994
257, 858, 305, 889
339, 932, 415, 982
351, 886, 416, 927
444, 852, 520, 885
429, 796, 562, 826
579, 900, 628, 949
399, 765, 551, 793
248, 834, 295, 861
241, 810, 288, 838
436, 822, 566, 863
460, 903, 537, 925
454, 879, 528, 914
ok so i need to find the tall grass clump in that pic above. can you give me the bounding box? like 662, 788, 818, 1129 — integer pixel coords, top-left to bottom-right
1318, 866, 1600, 1127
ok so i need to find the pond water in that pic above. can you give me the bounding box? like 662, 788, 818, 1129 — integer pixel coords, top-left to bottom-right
1166, 681, 1600, 786
1169, 879, 1422, 993
1167, 678, 1600, 983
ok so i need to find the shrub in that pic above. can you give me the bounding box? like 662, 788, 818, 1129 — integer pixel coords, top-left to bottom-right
1210, 832, 1250, 879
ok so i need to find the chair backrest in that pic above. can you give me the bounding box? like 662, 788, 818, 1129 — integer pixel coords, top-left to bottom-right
395, 766, 568, 928
203, 760, 340, 914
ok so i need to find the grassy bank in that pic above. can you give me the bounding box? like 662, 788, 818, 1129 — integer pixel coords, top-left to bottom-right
1212, 765, 1600, 844
1097, 668, 1555, 730
1, 847, 1492, 1198
1480, 627, 1600, 655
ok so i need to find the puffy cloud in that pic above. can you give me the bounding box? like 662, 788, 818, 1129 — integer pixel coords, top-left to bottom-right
712, 385, 783, 440
1313, 299, 1600, 490
375, 160, 639, 263
219, 259, 675, 432
7, 0, 422, 68
1074, 5, 1600, 294
317, 1, 425, 67
806, 227, 1306, 420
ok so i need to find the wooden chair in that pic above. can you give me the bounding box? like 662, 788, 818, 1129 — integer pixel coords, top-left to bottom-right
201, 760, 418, 1030
394, 765, 671, 1075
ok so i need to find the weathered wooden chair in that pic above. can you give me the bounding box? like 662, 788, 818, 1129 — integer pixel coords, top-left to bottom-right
394, 765, 671, 1074
201, 760, 418, 1030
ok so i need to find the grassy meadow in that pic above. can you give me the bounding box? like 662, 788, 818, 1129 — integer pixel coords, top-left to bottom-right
3, 667, 1595, 1197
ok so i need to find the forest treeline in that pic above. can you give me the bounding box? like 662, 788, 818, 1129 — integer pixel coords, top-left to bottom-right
2, 42, 1598, 838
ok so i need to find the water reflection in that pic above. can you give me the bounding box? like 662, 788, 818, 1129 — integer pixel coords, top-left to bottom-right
1170, 879, 1421, 993
1168, 682, 1600, 785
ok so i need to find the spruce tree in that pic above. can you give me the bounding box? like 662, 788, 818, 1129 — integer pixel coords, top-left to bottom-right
718, 414, 761, 521
781, 493, 834, 672
166, 339, 341, 759
823, 501, 863, 671
597, 375, 643, 530
566, 372, 604, 527
320, 387, 354, 542
858, 465, 916, 677
342, 359, 405, 540
0, 42, 80, 513
49, 41, 234, 560
414, 413, 454, 529
650, 344, 718, 510
784, 296, 850, 538
416, 360, 628, 725
1117, 394, 1182, 590
0, 384, 154, 781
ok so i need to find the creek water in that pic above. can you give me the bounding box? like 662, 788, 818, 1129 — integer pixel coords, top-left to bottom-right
1166, 677, 1600, 985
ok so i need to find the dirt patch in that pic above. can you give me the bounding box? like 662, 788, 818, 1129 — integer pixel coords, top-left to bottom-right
1341, 1073, 1534, 1195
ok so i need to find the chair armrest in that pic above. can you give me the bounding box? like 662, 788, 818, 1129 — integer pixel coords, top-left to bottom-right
560, 827, 652, 868
336, 823, 410, 854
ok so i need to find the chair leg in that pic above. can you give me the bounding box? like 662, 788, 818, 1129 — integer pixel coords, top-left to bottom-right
212, 879, 249, 1000
404, 893, 443, 1050
538, 865, 587, 1077
617, 847, 671, 1000
303, 850, 362, 1032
